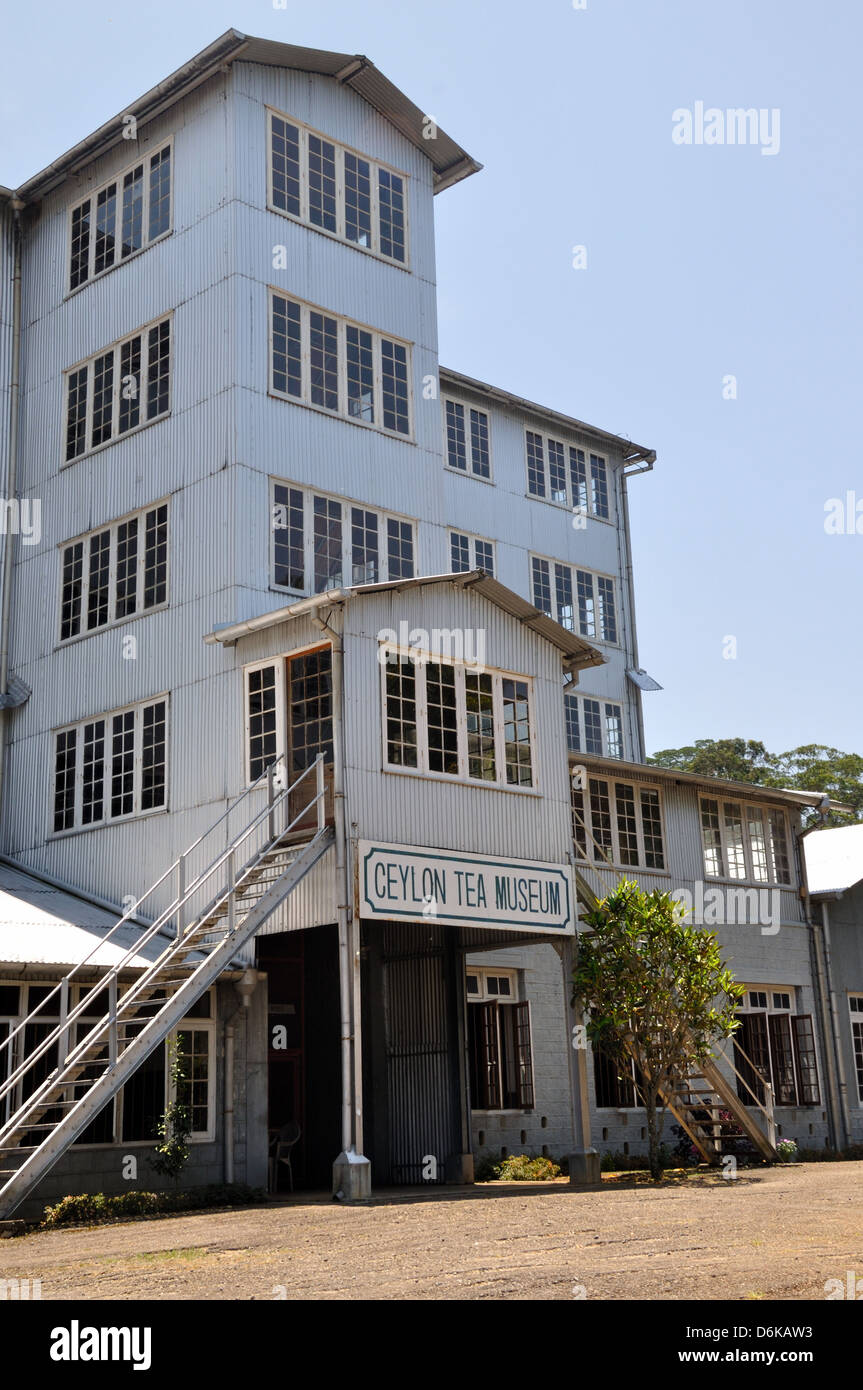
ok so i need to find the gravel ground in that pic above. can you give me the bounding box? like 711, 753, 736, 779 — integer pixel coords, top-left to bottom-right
3, 1162, 862, 1301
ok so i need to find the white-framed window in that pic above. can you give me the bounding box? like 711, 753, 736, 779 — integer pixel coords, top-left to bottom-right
269, 291, 412, 438
699, 798, 792, 885
271, 480, 415, 594
58, 502, 168, 643
443, 398, 491, 479
243, 646, 334, 786
268, 108, 409, 266
564, 693, 624, 759
525, 429, 611, 519
64, 314, 172, 464
572, 775, 665, 870
449, 530, 495, 576
465, 967, 534, 1110
382, 651, 536, 790
68, 142, 173, 292
531, 555, 618, 644
849, 996, 863, 1105
734, 986, 820, 1107
53, 695, 168, 834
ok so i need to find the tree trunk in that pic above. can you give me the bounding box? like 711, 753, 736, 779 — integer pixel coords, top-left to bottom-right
646, 1091, 663, 1180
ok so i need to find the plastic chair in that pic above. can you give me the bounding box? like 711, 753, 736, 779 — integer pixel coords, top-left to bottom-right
269, 1121, 301, 1193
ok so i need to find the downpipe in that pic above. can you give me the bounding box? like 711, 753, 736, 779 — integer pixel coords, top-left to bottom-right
0, 199, 24, 827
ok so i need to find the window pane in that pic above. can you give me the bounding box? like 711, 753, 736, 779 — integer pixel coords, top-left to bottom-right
351, 506, 379, 585
502, 678, 532, 786
274, 485, 305, 589
115, 517, 138, 619
469, 409, 490, 478
344, 151, 372, 247
747, 807, 769, 882
445, 400, 467, 470
723, 803, 747, 879
701, 798, 724, 877
450, 532, 470, 574
86, 531, 111, 629
176, 1029, 210, 1134
590, 454, 609, 518
247, 665, 278, 781
94, 182, 117, 275
120, 164, 144, 258
346, 324, 374, 421
148, 147, 171, 240
309, 311, 339, 410
308, 135, 337, 232
381, 339, 409, 434
272, 296, 302, 398
589, 778, 613, 858
70, 200, 91, 289
526, 431, 545, 496
554, 563, 574, 631
141, 701, 167, 810
289, 649, 333, 774
60, 542, 84, 640
386, 519, 413, 579
576, 570, 595, 637
768, 809, 791, 884
66, 367, 88, 461
564, 692, 580, 752
313, 496, 342, 591
54, 729, 77, 832
143, 505, 168, 608
386, 657, 418, 767
597, 576, 617, 643
118, 334, 141, 434
146, 320, 171, 419
640, 788, 664, 869
465, 671, 496, 781
81, 720, 105, 825
615, 782, 639, 866
270, 116, 301, 217
91, 351, 114, 447
531, 557, 551, 617
474, 539, 494, 575
111, 710, 135, 817
605, 703, 623, 760
571, 786, 587, 858
427, 662, 459, 775
548, 439, 567, 501
378, 168, 405, 262
569, 447, 587, 511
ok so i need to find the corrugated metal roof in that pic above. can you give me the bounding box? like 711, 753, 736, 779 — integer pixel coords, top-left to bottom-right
803, 823, 863, 897
13, 30, 480, 204
574, 752, 850, 811
0, 862, 167, 970
204, 569, 606, 673
439, 367, 656, 464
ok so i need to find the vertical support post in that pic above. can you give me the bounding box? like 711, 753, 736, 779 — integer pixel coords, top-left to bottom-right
108, 973, 118, 1065
227, 850, 236, 939
764, 1081, 776, 1150
316, 751, 325, 833
267, 763, 276, 842
560, 933, 601, 1185
176, 854, 186, 939
58, 979, 69, 1066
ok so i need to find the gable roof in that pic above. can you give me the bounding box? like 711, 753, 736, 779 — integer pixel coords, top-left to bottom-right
803, 823, 863, 897
13, 30, 481, 205
204, 569, 606, 674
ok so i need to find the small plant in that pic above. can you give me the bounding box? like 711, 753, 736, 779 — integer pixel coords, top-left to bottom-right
474, 1152, 560, 1181
776, 1138, 798, 1162
41, 1185, 267, 1229
148, 1036, 192, 1182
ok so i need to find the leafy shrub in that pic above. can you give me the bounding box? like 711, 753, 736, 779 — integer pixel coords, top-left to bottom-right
796, 1143, 863, 1163
474, 1152, 560, 1181
41, 1184, 267, 1229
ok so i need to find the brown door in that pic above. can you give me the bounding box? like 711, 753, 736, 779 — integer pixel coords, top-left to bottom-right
287, 646, 335, 831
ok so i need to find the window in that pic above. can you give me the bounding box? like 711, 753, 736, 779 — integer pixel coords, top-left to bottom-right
449, 530, 495, 576
466, 968, 533, 1110
271, 481, 415, 593
271, 293, 411, 437
53, 697, 167, 833
382, 652, 535, 790
122, 995, 214, 1143
68, 143, 172, 291
243, 650, 333, 787
531, 556, 618, 642
443, 399, 491, 478
850, 996, 863, 1104
733, 988, 820, 1107
524, 430, 611, 519
571, 776, 665, 870
268, 109, 408, 265
564, 693, 623, 759
59, 503, 168, 642
699, 798, 792, 884
64, 316, 172, 462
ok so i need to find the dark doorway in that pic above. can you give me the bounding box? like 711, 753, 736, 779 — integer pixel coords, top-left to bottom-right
257, 925, 340, 1189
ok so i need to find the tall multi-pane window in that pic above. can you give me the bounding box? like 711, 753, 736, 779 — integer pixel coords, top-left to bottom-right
850, 996, 863, 1104
53, 698, 167, 833
699, 798, 792, 884
68, 144, 172, 290
272, 482, 414, 592
268, 110, 408, 265
449, 530, 495, 576
59, 504, 169, 641
733, 989, 820, 1107
271, 294, 411, 438
571, 777, 665, 869
531, 557, 618, 642
382, 653, 534, 789
466, 969, 534, 1111
524, 430, 611, 519
443, 400, 491, 478
65, 317, 172, 462
563, 693, 624, 760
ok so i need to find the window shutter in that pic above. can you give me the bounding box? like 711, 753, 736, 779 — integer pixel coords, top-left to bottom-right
513, 1000, 534, 1110
734, 1012, 770, 1105
791, 1015, 821, 1105
767, 1013, 798, 1105
470, 1001, 498, 1110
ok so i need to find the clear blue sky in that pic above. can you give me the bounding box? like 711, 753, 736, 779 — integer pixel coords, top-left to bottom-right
4, 0, 860, 758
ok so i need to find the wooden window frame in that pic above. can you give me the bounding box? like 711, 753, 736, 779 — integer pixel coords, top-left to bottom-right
51, 695, 169, 836
57, 500, 170, 644
734, 987, 821, 1108
466, 967, 534, 1112
442, 397, 493, 481
523, 428, 612, 521
698, 796, 794, 887
270, 479, 416, 596
572, 775, 666, 871
448, 528, 496, 576
63, 313, 173, 465
564, 692, 624, 759
530, 553, 619, 645
66, 140, 174, 294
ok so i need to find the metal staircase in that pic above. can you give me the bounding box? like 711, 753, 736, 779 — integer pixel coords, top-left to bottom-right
0, 754, 334, 1218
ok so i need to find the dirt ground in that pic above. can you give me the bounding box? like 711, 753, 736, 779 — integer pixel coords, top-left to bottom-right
3, 1161, 862, 1300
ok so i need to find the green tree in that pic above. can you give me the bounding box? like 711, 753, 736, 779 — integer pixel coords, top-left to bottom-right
572, 880, 743, 1180
648, 737, 772, 783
